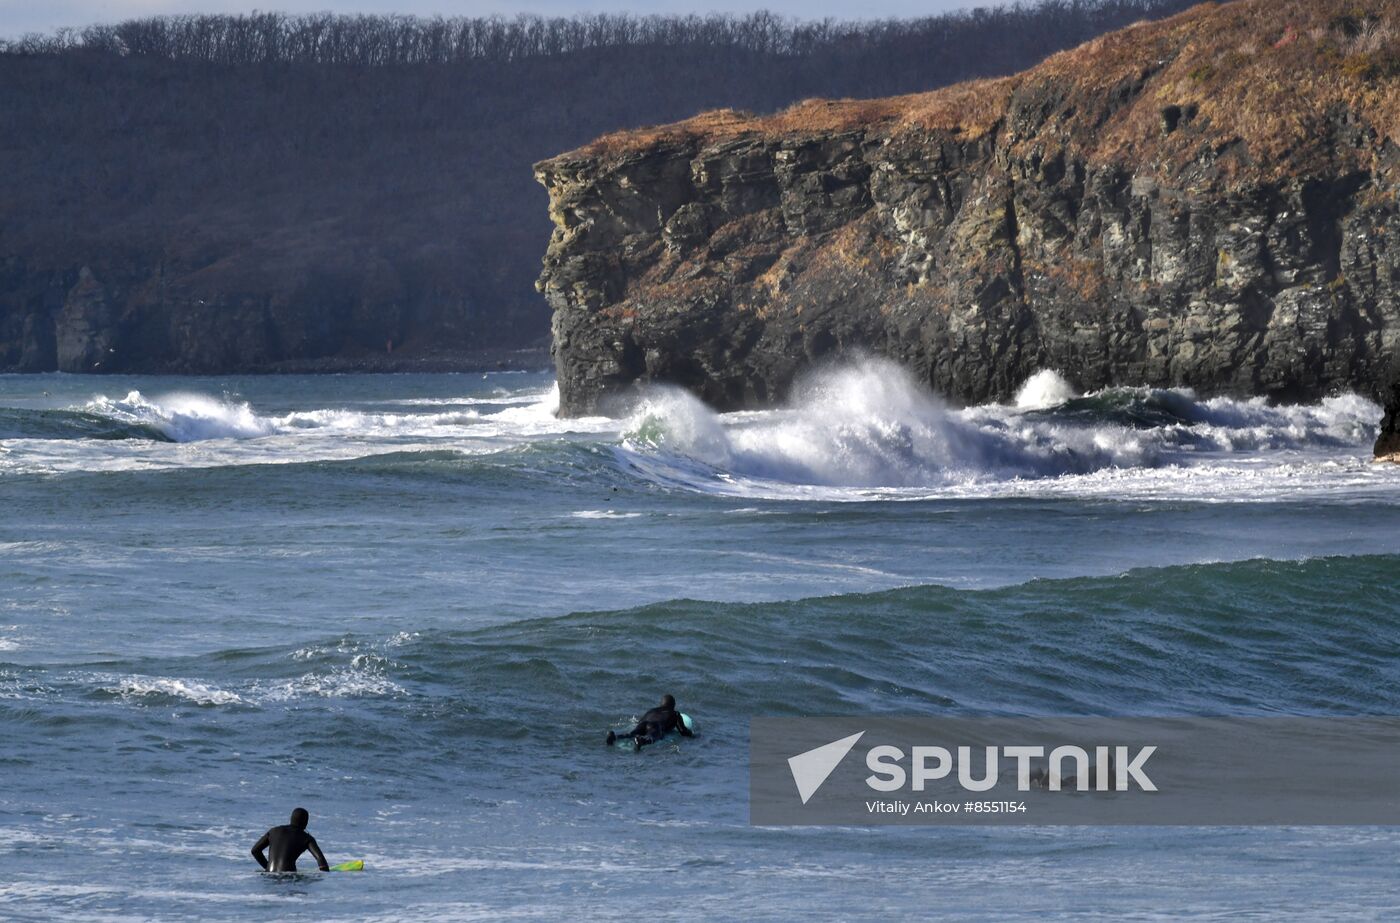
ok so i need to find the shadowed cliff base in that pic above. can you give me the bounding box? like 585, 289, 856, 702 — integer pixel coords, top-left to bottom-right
0, 1, 1201, 375
537, 0, 1400, 428
1377, 366, 1400, 459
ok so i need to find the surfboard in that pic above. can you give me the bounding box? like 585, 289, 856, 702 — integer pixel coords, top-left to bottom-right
329, 860, 364, 872
614, 713, 696, 750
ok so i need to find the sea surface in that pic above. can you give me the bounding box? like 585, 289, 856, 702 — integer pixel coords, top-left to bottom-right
2, 359, 1399, 920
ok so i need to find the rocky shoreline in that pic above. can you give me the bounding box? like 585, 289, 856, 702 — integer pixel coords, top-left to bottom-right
537, 0, 1400, 431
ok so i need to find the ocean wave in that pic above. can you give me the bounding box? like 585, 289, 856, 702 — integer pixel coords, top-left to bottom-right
84, 391, 277, 441
0, 369, 1388, 499
382, 391, 555, 408
70, 383, 574, 444
98, 675, 249, 707
10, 555, 1396, 721
257, 649, 408, 700
69, 648, 407, 709
252, 667, 407, 701
0, 380, 596, 473
0, 406, 173, 442
617, 359, 1382, 495
423, 553, 1400, 718
1014, 368, 1079, 410
79, 390, 492, 442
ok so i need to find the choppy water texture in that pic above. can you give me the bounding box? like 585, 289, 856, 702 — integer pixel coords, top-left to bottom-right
2, 360, 1399, 921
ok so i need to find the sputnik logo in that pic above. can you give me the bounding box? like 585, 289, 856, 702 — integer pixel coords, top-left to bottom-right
788, 731, 865, 804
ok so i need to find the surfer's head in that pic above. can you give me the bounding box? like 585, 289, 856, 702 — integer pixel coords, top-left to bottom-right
290, 808, 309, 829
660, 694, 675, 709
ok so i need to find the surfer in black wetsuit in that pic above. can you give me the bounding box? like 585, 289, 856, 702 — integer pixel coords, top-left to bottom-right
251, 808, 330, 872
606, 694, 693, 750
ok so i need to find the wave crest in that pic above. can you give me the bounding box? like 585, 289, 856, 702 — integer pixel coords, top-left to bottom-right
620, 359, 1381, 492
100, 675, 247, 707
78, 389, 498, 443
85, 391, 277, 441
1014, 369, 1078, 409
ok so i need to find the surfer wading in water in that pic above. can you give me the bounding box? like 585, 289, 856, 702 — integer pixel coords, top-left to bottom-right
606, 693, 694, 750
252, 807, 330, 872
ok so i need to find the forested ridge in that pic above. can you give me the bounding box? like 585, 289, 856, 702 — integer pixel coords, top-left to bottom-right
0, 1, 1203, 372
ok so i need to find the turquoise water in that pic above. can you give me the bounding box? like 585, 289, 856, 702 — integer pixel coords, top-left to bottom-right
2, 363, 1399, 920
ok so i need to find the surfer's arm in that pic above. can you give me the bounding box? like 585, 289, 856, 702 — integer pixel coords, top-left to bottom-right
675, 714, 694, 737
251, 832, 270, 870
307, 836, 330, 872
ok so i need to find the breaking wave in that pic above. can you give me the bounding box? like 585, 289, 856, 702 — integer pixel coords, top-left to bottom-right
619, 359, 1381, 491
1014, 368, 1079, 409
58, 384, 569, 445
2, 367, 1387, 498
81, 390, 487, 442
98, 675, 249, 707
0, 406, 173, 442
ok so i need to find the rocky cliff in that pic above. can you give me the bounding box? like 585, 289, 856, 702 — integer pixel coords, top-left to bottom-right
1377, 366, 1400, 458
0, 255, 525, 374
537, 0, 1400, 420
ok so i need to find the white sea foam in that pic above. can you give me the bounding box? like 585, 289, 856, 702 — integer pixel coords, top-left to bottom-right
85, 390, 489, 441
387, 391, 552, 407
91, 655, 403, 707
2, 368, 1391, 503
1014, 369, 1078, 409
570, 510, 643, 519
102, 675, 248, 706
277, 407, 481, 430
0, 673, 25, 699
0, 382, 603, 474
255, 667, 406, 701
616, 358, 1390, 501
76, 383, 563, 443
255, 653, 406, 700
622, 360, 1155, 488
86, 391, 276, 440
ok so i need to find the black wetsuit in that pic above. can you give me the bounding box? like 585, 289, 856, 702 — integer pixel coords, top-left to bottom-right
252, 824, 329, 872
614, 705, 693, 749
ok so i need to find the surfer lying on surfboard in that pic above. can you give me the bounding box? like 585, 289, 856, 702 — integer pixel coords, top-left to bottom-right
252, 807, 330, 872
606, 693, 695, 750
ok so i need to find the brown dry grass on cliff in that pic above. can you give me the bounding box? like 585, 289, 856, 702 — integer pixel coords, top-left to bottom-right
559, 0, 1400, 181
1035, 255, 1109, 301
569, 78, 1012, 160
1029, 0, 1400, 176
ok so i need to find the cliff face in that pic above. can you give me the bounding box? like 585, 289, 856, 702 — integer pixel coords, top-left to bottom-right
538, 0, 1400, 416
1377, 366, 1400, 458
0, 255, 503, 374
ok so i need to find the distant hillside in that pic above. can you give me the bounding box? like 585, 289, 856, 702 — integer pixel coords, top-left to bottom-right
0, 2, 1200, 373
